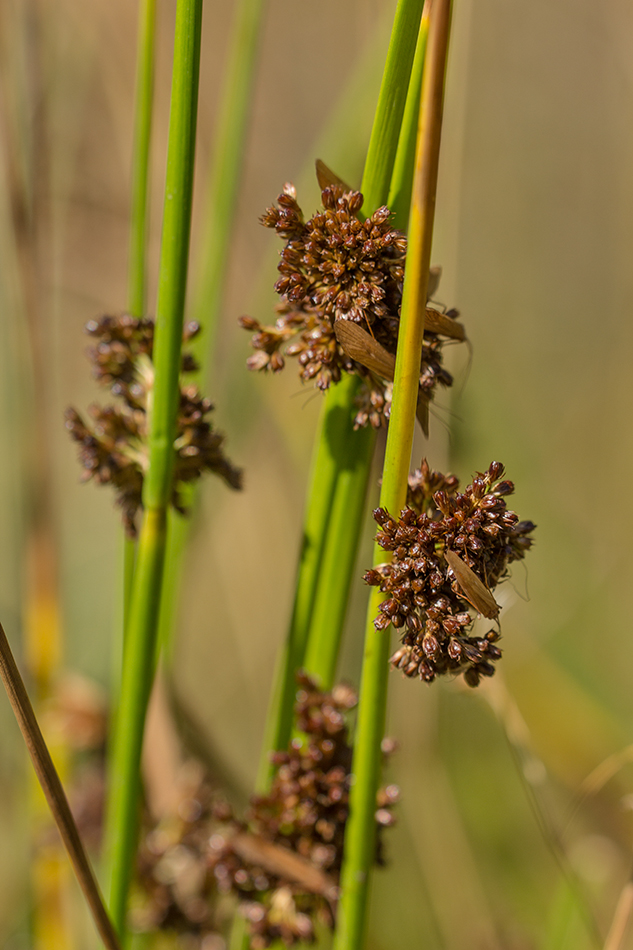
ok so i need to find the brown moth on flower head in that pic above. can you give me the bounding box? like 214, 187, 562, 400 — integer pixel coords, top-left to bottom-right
333, 320, 437, 436
444, 549, 500, 620
365, 460, 535, 686
333, 320, 396, 379
240, 171, 467, 431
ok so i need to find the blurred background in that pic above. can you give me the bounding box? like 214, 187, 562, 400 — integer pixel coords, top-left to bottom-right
2, 0, 633, 947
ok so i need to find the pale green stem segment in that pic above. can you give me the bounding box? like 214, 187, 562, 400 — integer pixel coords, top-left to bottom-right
104, 0, 204, 936
302, 420, 375, 690
298, 0, 431, 695
333, 4, 453, 949
106, 510, 168, 934
361, 0, 425, 213
122, 0, 157, 657
156, 0, 266, 673
388, 2, 430, 229
128, 0, 157, 319
191, 0, 265, 373
256, 373, 363, 790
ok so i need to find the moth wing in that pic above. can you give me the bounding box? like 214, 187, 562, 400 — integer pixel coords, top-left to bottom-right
334, 320, 396, 380
416, 390, 429, 436
444, 549, 500, 619
427, 266, 442, 300
231, 832, 337, 899
424, 307, 466, 341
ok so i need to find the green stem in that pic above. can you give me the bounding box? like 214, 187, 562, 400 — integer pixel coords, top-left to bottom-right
256, 373, 359, 790
104, 0, 204, 935
115, 0, 156, 705
302, 422, 375, 690
256, 0, 426, 787
333, 3, 452, 948
360, 0, 425, 213
388, 2, 430, 229
105, 509, 168, 934
156, 0, 267, 673
232, 4, 427, 948
191, 0, 266, 375
128, 0, 157, 319
299, 0, 434, 694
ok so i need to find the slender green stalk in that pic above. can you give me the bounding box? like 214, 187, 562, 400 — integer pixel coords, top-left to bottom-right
107, 511, 168, 933
156, 0, 266, 673
104, 0, 204, 935
256, 373, 360, 789
128, 0, 157, 319
232, 5, 427, 948
299, 0, 433, 692
333, 4, 453, 948
302, 420, 375, 690
191, 0, 265, 371
388, 1, 430, 229
361, 0, 425, 213
119, 0, 157, 678
255, 0, 426, 781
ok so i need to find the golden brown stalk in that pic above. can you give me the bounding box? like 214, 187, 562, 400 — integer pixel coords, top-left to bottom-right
0, 621, 121, 950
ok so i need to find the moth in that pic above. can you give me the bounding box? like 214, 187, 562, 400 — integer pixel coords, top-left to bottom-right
333, 320, 430, 432
230, 831, 338, 901
444, 548, 500, 620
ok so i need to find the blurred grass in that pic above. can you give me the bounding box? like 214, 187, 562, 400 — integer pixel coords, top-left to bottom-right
2, 0, 633, 947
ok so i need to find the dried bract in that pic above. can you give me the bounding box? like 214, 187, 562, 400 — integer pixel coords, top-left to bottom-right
240, 181, 464, 429
365, 461, 535, 686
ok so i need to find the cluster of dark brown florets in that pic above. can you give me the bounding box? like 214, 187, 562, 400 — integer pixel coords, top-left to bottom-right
206, 673, 397, 948
135, 772, 225, 943
65, 315, 242, 536
365, 461, 535, 687
240, 183, 460, 428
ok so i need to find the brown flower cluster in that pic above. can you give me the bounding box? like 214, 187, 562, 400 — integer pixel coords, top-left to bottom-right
65, 315, 242, 536
207, 674, 398, 948
240, 183, 460, 428
365, 460, 535, 687
135, 773, 225, 943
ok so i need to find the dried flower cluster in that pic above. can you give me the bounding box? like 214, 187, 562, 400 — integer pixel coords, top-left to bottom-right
65, 314, 242, 536
365, 460, 535, 687
240, 182, 461, 428
165, 676, 397, 950
135, 772, 225, 943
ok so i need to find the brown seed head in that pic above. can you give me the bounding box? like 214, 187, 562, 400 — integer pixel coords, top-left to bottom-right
67, 315, 241, 536
241, 180, 464, 429
365, 460, 535, 686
